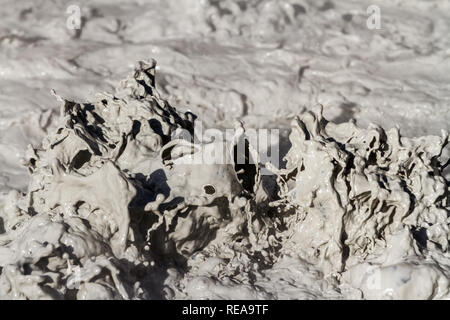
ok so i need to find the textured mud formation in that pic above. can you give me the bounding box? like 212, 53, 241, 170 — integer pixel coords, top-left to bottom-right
0, 61, 448, 300
270, 109, 449, 299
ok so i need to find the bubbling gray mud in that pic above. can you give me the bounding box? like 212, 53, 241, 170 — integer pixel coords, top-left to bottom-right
0, 61, 448, 300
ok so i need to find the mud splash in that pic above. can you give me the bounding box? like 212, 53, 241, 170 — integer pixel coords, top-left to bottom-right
0, 61, 448, 299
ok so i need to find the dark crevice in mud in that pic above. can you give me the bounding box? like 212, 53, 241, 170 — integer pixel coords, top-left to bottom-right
158, 197, 184, 212
330, 161, 344, 208
35, 257, 50, 272
283, 167, 298, 182
148, 169, 171, 199
136, 80, 154, 96
340, 230, 350, 271
411, 226, 428, 251
233, 137, 257, 194
277, 128, 291, 170
23, 263, 32, 275
149, 119, 170, 145
114, 133, 128, 160
334, 102, 357, 124
131, 120, 141, 139
343, 152, 355, 179
367, 151, 378, 167
297, 119, 311, 140
0, 217, 5, 234
203, 184, 216, 195
240, 93, 249, 117
399, 180, 417, 219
